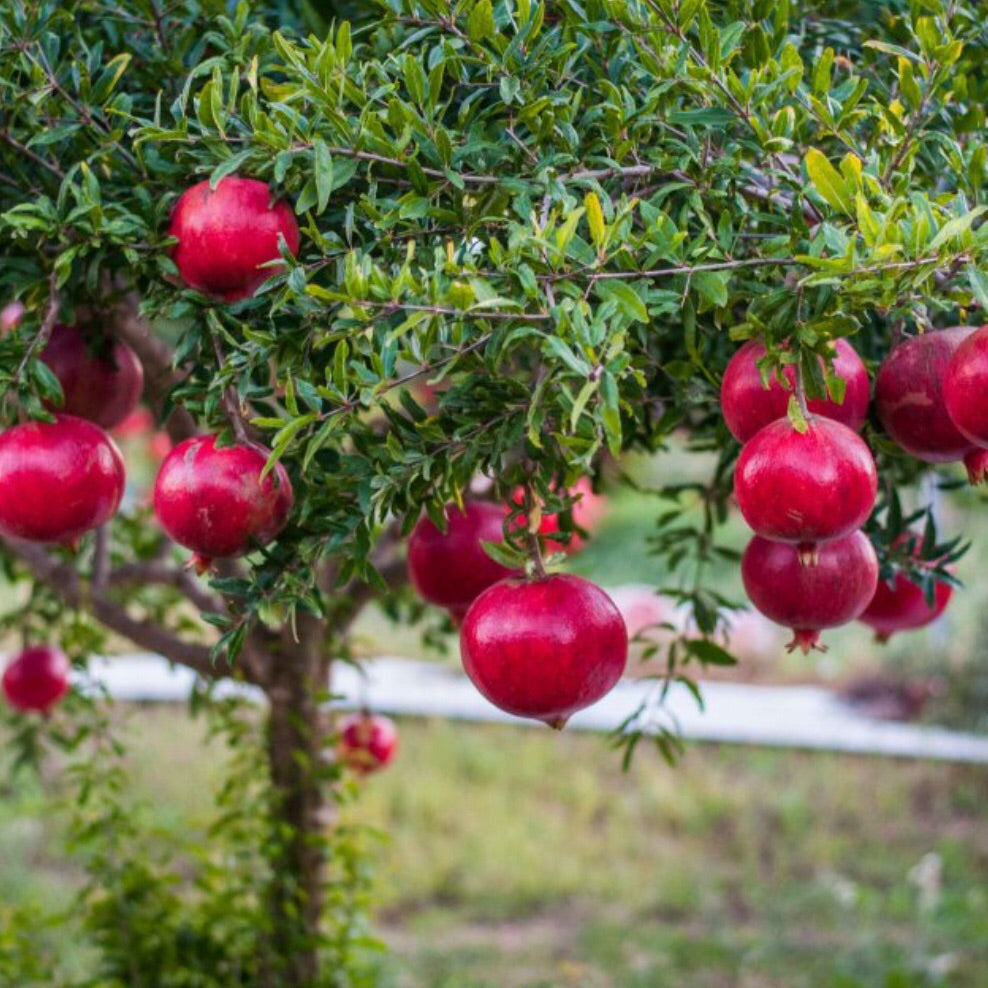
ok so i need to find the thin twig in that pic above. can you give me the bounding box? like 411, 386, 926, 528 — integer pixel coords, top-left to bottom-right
211, 334, 250, 444
0, 130, 64, 179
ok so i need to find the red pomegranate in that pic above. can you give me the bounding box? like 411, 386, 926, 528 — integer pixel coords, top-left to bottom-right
0, 416, 125, 543
944, 325, 988, 448
721, 339, 870, 443
741, 532, 879, 653
875, 328, 974, 462
2, 645, 71, 713
41, 324, 144, 429
460, 573, 628, 728
511, 477, 607, 555
168, 176, 300, 302
964, 447, 988, 485
153, 435, 294, 570
407, 501, 516, 614
338, 712, 398, 774
733, 416, 877, 562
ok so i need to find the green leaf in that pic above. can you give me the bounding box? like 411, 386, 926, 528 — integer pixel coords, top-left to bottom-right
313, 140, 334, 214
467, 0, 495, 41
684, 639, 737, 667
595, 280, 648, 323
805, 148, 853, 215
927, 207, 986, 251
967, 264, 988, 311
693, 271, 729, 308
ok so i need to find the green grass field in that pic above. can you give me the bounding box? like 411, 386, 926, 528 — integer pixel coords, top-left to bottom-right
2, 707, 986, 987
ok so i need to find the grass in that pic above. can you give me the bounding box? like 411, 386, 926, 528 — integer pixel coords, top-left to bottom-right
2, 706, 986, 987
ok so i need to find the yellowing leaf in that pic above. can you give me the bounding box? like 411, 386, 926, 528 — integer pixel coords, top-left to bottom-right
805, 148, 853, 215
585, 192, 606, 248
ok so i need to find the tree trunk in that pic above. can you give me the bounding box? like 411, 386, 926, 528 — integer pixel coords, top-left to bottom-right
263, 611, 333, 986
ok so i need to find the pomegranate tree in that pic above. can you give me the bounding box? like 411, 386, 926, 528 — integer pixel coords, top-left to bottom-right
168, 176, 300, 302
153, 435, 293, 570
733, 416, 877, 562
944, 325, 988, 448
875, 328, 974, 462
0, 415, 125, 543
2, 645, 71, 713
741, 532, 879, 653
720, 339, 870, 443
460, 574, 628, 728
407, 500, 516, 618
338, 712, 399, 774
40, 324, 144, 429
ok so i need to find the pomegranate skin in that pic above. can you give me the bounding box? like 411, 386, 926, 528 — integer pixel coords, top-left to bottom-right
460, 574, 628, 728
338, 713, 398, 775
0, 416, 125, 543
2, 645, 71, 713
944, 325, 988, 448
964, 447, 988, 485
721, 339, 870, 443
153, 435, 294, 563
168, 176, 300, 302
859, 574, 952, 643
875, 328, 974, 462
734, 417, 878, 551
407, 501, 516, 613
41, 324, 144, 429
741, 532, 879, 653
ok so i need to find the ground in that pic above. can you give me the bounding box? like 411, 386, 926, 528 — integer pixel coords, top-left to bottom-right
2, 707, 986, 987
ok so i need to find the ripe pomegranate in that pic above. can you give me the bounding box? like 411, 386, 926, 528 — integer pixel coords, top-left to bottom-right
2, 645, 71, 713
944, 325, 988, 448
964, 447, 988, 485
40, 324, 143, 430
733, 416, 877, 563
153, 435, 294, 570
407, 501, 516, 615
338, 712, 398, 774
168, 176, 300, 302
0, 416, 125, 543
741, 532, 879, 653
875, 328, 974, 462
460, 573, 628, 728
859, 534, 953, 642
511, 477, 607, 555
721, 339, 870, 443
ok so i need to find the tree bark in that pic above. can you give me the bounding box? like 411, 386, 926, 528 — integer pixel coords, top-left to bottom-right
263, 611, 333, 986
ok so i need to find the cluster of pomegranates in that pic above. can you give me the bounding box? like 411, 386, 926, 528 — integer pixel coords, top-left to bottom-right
407, 483, 626, 728
723, 330, 975, 652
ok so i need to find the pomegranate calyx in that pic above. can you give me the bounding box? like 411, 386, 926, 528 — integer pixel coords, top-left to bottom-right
785, 629, 828, 655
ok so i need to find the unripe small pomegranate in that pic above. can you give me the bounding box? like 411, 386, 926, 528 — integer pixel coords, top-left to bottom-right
733, 417, 877, 563
338, 712, 398, 774
721, 339, 870, 443
2, 645, 71, 713
168, 176, 300, 302
944, 325, 988, 448
741, 532, 879, 653
964, 447, 988, 485
153, 435, 294, 570
40, 324, 144, 429
875, 328, 974, 462
0, 415, 125, 543
407, 501, 516, 615
460, 573, 628, 728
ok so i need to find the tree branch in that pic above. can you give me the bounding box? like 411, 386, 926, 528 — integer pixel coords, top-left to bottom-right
108, 560, 227, 616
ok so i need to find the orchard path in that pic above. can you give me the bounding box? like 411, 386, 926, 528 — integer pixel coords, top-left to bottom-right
69, 653, 988, 765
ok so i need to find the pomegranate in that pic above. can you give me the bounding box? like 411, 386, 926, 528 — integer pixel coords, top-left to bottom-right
1, 300, 25, 334
168, 176, 300, 302
153, 435, 294, 570
741, 532, 879, 653
407, 501, 516, 614
733, 416, 877, 562
0, 415, 125, 543
944, 325, 988, 447
875, 328, 974, 462
460, 573, 628, 728
964, 448, 988, 485
338, 712, 398, 774
721, 339, 870, 443
511, 477, 607, 555
2, 645, 71, 713
859, 534, 953, 642
40, 324, 143, 429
